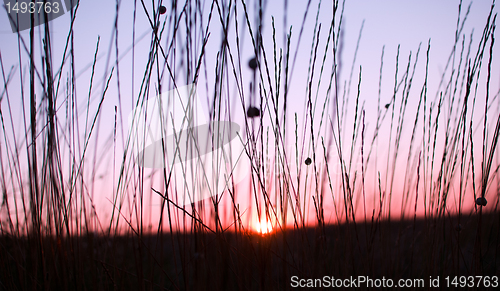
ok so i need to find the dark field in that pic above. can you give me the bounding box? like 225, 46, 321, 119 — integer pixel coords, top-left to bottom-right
1, 211, 498, 290
1, 0, 500, 290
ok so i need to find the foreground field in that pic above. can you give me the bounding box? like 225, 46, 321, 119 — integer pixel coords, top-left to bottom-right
1, 211, 498, 290
1, 1, 500, 290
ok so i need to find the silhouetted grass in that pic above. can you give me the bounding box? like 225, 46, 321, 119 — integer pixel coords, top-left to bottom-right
0, 0, 499, 290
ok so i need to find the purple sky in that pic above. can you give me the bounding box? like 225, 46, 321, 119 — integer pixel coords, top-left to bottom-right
1, 0, 499, 232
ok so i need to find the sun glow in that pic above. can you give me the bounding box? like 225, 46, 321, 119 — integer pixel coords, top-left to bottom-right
254, 219, 273, 234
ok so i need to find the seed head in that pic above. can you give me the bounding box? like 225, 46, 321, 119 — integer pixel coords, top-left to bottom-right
475, 197, 487, 206
159, 6, 167, 15
246, 107, 260, 118
248, 57, 258, 70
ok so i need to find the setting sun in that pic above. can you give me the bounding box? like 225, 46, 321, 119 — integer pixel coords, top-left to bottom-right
1, 0, 499, 289
254, 219, 274, 234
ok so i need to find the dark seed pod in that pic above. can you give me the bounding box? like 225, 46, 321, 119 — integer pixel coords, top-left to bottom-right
475, 197, 487, 206
384, 103, 390, 109
248, 57, 258, 70
159, 6, 167, 15
247, 106, 260, 118
305, 157, 312, 165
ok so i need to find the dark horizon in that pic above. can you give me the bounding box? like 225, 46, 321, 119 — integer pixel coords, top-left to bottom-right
0, 0, 499, 290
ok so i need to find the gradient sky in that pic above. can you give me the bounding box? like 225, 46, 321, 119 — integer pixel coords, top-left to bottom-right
1, 0, 499, 232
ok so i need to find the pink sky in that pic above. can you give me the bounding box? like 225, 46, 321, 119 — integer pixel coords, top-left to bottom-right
0, 0, 499, 234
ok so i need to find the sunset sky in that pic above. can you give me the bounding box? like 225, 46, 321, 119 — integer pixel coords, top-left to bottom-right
1, 0, 499, 233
